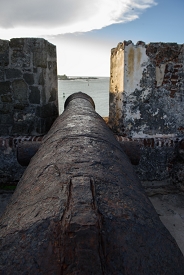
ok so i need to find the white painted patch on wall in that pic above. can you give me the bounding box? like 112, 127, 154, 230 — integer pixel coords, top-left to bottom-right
156, 64, 166, 87
141, 89, 151, 100
132, 131, 177, 139
124, 43, 149, 95
152, 109, 159, 116
125, 103, 141, 121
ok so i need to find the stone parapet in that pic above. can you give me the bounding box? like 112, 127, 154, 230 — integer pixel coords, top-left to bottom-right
109, 41, 184, 185
115, 135, 184, 189
109, 41, 184, 138
0, 38, 58, 136
0, 38, 58, 184
0, 136, 43, 185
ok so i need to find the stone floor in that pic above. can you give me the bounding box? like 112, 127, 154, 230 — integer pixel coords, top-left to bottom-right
1, 184, 184, 256
149, 193, 184, 255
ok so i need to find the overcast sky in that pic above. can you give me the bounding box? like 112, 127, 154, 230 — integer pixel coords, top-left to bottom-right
0, 0, 183, 76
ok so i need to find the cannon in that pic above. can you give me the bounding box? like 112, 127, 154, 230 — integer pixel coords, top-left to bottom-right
0, 92, 184, 274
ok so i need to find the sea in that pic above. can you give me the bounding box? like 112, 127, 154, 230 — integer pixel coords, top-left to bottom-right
58, 77, 110, 117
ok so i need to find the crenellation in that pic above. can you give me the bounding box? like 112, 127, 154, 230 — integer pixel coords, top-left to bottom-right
0, 37, 58, 184
0, 38, 58, 137
109, 41, 184, 138
109, 41, 184, 187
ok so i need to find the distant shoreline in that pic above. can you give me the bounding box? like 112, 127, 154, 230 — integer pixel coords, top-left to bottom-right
58, 74, 98, 81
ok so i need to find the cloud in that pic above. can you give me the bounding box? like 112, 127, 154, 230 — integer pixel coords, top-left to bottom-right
0, 0, 156, 39
48, 32, 114, 76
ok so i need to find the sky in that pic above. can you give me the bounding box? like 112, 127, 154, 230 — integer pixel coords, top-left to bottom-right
0, 0, 183, 76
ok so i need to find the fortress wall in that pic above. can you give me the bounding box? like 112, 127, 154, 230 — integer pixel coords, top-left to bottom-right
109, 41, 184, 187
109, 41, 184, 137
0, 38, 58, 136
0, 38, 58, 184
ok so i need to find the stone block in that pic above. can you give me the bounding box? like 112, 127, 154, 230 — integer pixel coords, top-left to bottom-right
9, 38, 24, 49
40, 87, 46, 105
33, 52, 47, 68
52, 61, 57, 76
35, 117, 56, 135
36, 103, 58, 118
12, 79, 28, 102
49, 88, 57, 102
1, 95, 12, 103
0, 125, 10, 135
0, 103, 13, 114
13, 110, 24, 122
0, 70, 4, 81
0, 114, 14, 124
47, 61, 52, 70
38, 71, 45, 85
11, 50, 31, 68
44, 117, 56, 132
0, 39, 9, 67
5, 69, 22, 79
47, 42, 57, 58
32, 39, 56, 68
11, 122, 30, 135
10, 38, 31, 68
13, 103, 26, 110
0, 39, 9, 52
23, 73, 34, 85
29, 86, 40, 104
0, 81, 11, 95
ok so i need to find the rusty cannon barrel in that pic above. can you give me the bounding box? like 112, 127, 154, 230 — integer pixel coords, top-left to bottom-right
0, 92, 184, 274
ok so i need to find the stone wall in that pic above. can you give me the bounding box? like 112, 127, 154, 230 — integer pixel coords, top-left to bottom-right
0, 38, 58, 136
0, 38, 58, 185
109, 41, 184, 188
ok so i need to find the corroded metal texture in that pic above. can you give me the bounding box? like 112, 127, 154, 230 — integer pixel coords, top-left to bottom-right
64, 91, 96, 110
0, 92, 184, 274
16, 140, 140, 166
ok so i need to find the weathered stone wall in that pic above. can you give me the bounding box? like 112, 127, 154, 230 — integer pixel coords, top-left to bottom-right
109, 41, 184, 187
0, 136, 43, 184
0, 38, 58, 184
109, 41, 184, 137
0, 38, 58, 136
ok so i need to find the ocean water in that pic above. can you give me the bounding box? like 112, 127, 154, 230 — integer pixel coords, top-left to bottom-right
58, 77, 110, 117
